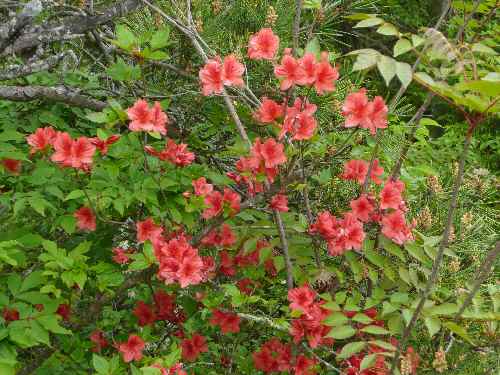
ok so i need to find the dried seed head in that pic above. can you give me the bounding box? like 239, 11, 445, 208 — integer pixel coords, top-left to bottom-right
265, 6, 278, 27
427, 175, 443, 194
448, 258, 460, 273
416, 206, 433, 229
432, 348, 448, 373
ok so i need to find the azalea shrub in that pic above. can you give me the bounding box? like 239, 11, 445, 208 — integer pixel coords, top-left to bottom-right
0, 1, 499, 375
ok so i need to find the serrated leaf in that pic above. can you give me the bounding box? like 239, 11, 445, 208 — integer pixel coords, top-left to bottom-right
396, 62, 412, 88
393, 38, 412, 57
354, 17, 383, 28
338, 342, 367, 359
377, 55, 396, 86
326, 325, 356, 339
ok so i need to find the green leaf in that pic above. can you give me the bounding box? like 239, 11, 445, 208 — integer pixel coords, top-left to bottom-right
361, 325, 390, 335
360, 353, 378, 371
424, 316, 441, 337
382, 237, 406, 261
303, 0, 322, 9
60, 215, 77, 234
443, 322, 474, 345
369, 340, 396, 351
20, 271, 45, 292
396, 62, 412, 88
354, 17, 383, 28
352, 50, 379, 71
150, 27, 170, 50
455, 80, 500, 97
322, 312, 348, 327
29, 198, 46, 216
145, 50, 169, 60
411, 34, 425, 47
304, 37, 321, 60
376, 23, 399, 36
93, 354, 109, 374
424, 303, 459, 316
114, 24, 137, 50
107, 58, 141, 81
338, 342, 367, 359
377, 55, 396, 86
352, 313, 373, 324
471, 43, 497, 55
326, 325, 356, 339
37, 315, 71, 335
65, 190, 85, 201
404, 242, 432, 267
393, 38, 412, 57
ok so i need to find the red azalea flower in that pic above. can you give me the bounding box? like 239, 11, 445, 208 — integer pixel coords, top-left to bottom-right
112, 247, 130, 264
219, 250, 236, 276
199, 57, 224, 96
288, 284, 316, 314
203, 190, 224, 219
155, 235, 204, 288
314, 57, 339, 95
222, 54, 245, 87
118, 335, 145, 363
56, 304, 71, 321
341, 159, 384, 185
153, 290, 176, 321
274, 54, 307, 90
51, 132, 96, 170
270, 193, 289, 212
299, 53, 317, 85
223, 188, 241, 215
247, 28, 279, 60
350, 195, 375, 222
127, 99, 167, 135
381, 210, 413, 245
252, 138, 287, 169
133, 301, 157, 326
2, 159, 21, 174
253, 97, 284, 123
90, 330, 108, 353
209, 309, 241, 334
295, 354, 317, 375
26, 126, 57, 154
192, 177, 213, 196
379, 179, 405, 210
74, 206, 96, 231
2, 307, 19, 322
181, 333, 208, 362
237, 278, 254, 295
136, 217, 163, 243
91, 134, 120, 155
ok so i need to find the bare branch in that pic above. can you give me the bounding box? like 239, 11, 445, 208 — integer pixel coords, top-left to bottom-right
0, 0, 41, 53
1, 0, 143, 56
0, 51, 73, 80
0, 85, 106, 110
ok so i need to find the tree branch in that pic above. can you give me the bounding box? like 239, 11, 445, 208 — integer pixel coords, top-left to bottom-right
0, 85, 106, 110
1, 0, 143, 56
0, 51, 73, 80
0, 0, 41, 53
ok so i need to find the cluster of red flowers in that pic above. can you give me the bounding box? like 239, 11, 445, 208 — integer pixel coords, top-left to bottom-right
153, 234, 205, 288
199, 55, 244, 96
253, 338, 317, 374
24, 125, 120, 173
133, 290, 185, 326
229, 137, 286, 195
127, 99, 168, 135
310, 211, 366, 256
288, 284, 333, 348
74, 206, 96, 231
201, 223, 237, 247
342, 88, 388, 135
144, 139, 195, 167
118, 334, 145, 363
202, 187, 241, 219
275, 50, 339, 94
209, 309, 241, 334
181, 333, 208, 362
311, 160, 413, 255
